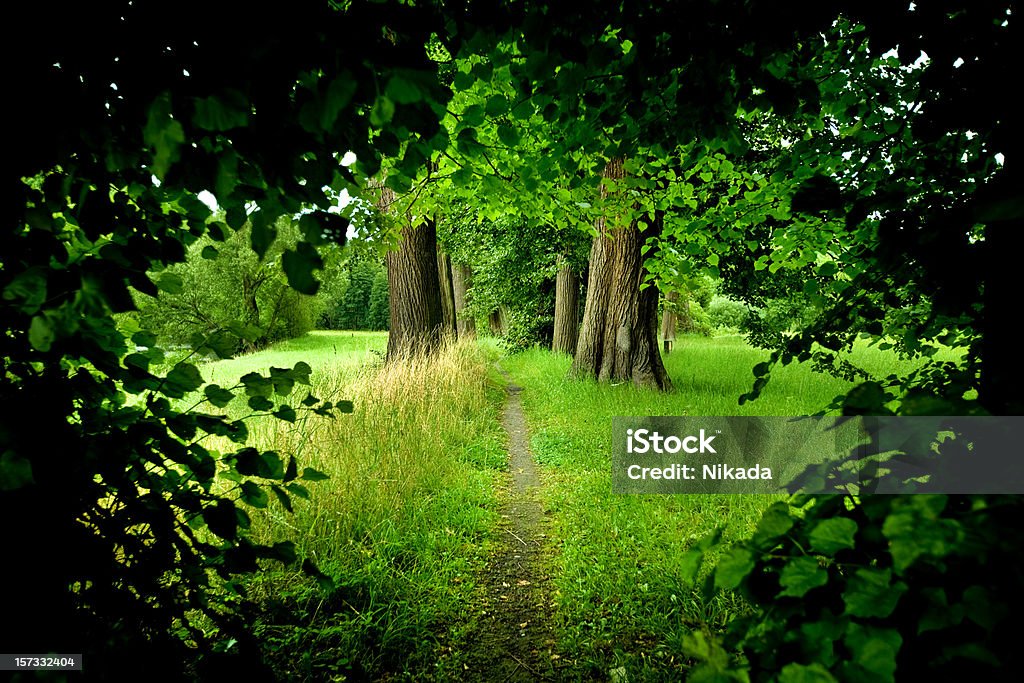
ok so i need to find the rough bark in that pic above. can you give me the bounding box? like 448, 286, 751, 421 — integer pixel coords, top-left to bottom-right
570, 158, 673, 390
378, 186, 443, 362
452, 262, 476, 337
437, 246, 457, 337
552, 257, 580, 354
661, 290, 679, 354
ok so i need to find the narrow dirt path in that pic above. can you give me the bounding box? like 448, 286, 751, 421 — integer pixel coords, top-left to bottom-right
459, 366, 559, 682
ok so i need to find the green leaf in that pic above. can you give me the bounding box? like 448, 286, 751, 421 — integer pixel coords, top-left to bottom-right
201, 245, 219, 260
370, 96, 395, 127
485, 94, 509, 116
842, 381, 889, 415
202, 499, 238, 540
301, 467, 330, 482
809, 517, 857, 555
240, 481, 269, 508
204, 384, 235, 408
321, 74, 357, 130
143, 93, 185, 179
497, 124, 520, 147
165, 363, 204, 394
752, 501, 793, 545
270, 485, 293, 513
268, 540, 297, 564
284, 456, 298, 483
248, 396, 274, 411
273, 405, 296, 423
240, 372, 274, 398
714, 547, 755, 590
234, 449, 284, 479
844, 624, 901, 682
452, 70, 475, 91
336, 400, 354, 413
0, 451, 34, 491
157, 273, 184, 295
3, 268, 47, 313
302, 558, 335, 591
286, 482, 310, 499
778, 663, 838, 683
132, 331, 158, 347
28, 315, 55, 352
385, 73, 423, 104
778, 556, 828, 598
250, 213, 277, 259
282, 244, 322, 295
225, 205, 247, 230
193, 91, 249, 131
844, 568, 906, 618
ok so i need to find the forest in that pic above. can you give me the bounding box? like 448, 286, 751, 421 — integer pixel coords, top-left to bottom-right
1, 1, 1021, 681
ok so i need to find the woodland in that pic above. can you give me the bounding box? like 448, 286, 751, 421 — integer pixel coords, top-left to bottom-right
1, 1, 1021, 681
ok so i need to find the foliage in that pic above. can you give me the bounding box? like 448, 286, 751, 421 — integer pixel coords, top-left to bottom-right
367, 266, 391, 331
6, 0, 1022, 678
675, 494, 1024, 683
4, 0, 454, 674
319, 256, 389, 331
706, 295, 749, 332
134, 219, 318, 353
438, 209, 587, 351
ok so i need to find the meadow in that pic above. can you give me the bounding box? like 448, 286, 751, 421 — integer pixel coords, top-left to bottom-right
199, 331, 938, 680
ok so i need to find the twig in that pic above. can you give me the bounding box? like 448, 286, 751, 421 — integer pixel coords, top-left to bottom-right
508, 653, 540, 676
505, 528, 530, 547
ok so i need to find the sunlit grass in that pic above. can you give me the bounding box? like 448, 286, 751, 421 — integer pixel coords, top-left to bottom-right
201, 333, 507, 680
497, 333, 940, 679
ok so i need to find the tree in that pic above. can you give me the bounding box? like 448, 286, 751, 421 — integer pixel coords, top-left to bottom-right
136, 219, 318, 352
367, 266, 391, 330
571, 159, 673, 389
378, 186, 444, 361
437, 246, 457, 335
552, 256, 581, 354
660, 290, 678, 354
452, 262, 476, 337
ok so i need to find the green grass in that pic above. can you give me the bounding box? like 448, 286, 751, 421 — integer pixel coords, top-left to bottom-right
193, 330, 940, 681
201, 330, 387, 386
200, 332, 508, 681
498, 334, 938, 681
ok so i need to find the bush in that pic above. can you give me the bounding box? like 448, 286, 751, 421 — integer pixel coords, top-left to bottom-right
135, 219, 317, 353
707, 295, 749, 331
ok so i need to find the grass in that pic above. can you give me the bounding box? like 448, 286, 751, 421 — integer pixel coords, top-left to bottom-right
201, 330, 387, 387
193, 330, 942, 681
200, 332, 508, 681
498, 334, 939, 681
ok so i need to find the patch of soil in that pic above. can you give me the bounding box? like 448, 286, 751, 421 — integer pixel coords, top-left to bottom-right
457, 368, 560, 682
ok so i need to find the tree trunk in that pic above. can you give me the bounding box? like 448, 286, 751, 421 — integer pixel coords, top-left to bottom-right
437, 246, 457, 337
378, 186, 443, 362
452, 262, 476, 338
570, 158, 672, 390
552, 257, 580, 354
488, 307, 508, 336
661, 290, 679, 354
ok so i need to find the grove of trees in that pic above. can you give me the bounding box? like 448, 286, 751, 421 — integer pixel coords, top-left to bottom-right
3, 0, 1021, 679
